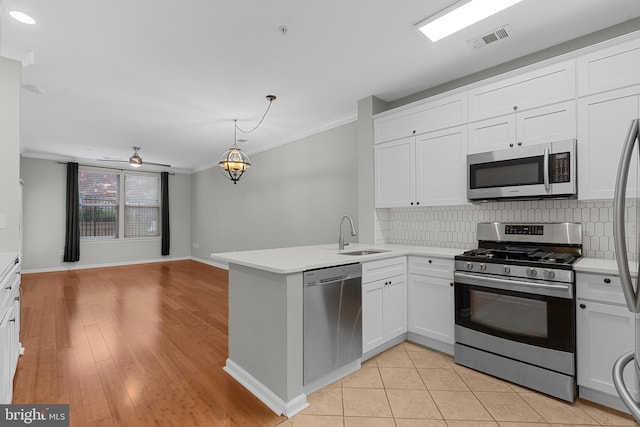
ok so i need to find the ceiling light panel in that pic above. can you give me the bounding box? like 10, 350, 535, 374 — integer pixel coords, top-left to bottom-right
417, 0, 523, 42
9, 11, 36, 25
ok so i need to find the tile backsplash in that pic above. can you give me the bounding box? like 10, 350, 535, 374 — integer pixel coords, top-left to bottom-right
375, 199, 639, 261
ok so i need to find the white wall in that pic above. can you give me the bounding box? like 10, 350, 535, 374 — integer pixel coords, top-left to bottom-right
191, 122, 358, 261
0, 58, 21, 253
20, 157, 192, 271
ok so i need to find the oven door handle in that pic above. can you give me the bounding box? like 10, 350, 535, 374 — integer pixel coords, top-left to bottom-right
454, 271, 573, 299
613, 118, 640, 313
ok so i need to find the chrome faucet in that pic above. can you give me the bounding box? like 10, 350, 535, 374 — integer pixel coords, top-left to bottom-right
339, 215, 357, 250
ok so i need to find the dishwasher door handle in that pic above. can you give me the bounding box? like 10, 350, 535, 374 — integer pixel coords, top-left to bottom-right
320, 275, 350, 284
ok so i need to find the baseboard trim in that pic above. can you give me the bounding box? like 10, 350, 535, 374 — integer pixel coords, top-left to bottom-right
362, 333, 407, 361
22, 256, 191, 274
223, 358, 308, 417
579, 387, 631, 415
407, 332, 454, 356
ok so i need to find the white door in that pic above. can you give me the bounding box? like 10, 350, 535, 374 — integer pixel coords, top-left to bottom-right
374, 137, 415, 207
578, 86, 640, 200
516, 101, 576, 146
362, 280, 385, 353
415, 126, 468, 206
408, 274, 454, 344
384, 276, 407, 340
0, 307, 12, 404
468, 115, 516, 154
577, 300, 639, 400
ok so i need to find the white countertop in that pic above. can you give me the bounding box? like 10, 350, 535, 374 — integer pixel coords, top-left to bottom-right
211, 243, 464, 274
574, 257, 638, 276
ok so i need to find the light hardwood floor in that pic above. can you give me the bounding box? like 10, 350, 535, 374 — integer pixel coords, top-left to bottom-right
14, 260, 287, 426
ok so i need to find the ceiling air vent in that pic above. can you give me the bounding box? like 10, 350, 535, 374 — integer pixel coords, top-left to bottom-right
468, 25, 514, 49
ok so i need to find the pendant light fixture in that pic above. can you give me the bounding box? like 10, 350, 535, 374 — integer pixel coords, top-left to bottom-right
218, 95, 277, 184
129, 147, 143, 167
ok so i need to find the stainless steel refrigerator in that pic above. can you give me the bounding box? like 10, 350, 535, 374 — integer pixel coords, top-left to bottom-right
613, 117, 640, 421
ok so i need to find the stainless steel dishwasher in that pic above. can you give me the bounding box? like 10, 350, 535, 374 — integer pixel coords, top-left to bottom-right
303, 263, 362, 386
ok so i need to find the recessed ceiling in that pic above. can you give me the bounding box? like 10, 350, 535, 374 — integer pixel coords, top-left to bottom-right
2, 0, 640, 171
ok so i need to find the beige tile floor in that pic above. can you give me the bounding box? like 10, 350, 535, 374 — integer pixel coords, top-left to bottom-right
280, 342, 639, 427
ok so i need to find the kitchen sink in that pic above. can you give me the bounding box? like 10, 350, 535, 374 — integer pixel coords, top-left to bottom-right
339, 249, 390, 256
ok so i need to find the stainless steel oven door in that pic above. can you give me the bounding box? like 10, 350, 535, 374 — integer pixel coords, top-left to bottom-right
454, 271, 575, 354
467, 139, 576, 200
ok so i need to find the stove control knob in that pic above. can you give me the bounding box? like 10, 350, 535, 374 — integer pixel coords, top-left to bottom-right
466, 262, 473, 270
544, 270, 556, 279
527, 268, 537, 277
503, 266, 510, 274
479, 263, 486, 271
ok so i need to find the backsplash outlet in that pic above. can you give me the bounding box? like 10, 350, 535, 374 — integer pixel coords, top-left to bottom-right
375, 199, 639, 261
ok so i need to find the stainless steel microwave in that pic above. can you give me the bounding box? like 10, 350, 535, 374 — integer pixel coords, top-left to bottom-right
467, 139, 577, 201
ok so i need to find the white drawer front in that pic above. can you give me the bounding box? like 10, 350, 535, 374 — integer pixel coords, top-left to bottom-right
576, 272, 633, 306
408, 256, 453, 280
362, 257, 407, 283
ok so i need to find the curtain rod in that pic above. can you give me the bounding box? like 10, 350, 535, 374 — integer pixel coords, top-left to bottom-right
57, 162, 175, 175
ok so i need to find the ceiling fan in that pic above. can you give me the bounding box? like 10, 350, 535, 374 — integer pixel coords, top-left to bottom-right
98, 147, 171, 168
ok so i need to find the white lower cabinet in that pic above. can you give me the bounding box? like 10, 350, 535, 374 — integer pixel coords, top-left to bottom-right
0, 307, 12, 405
576, 272, 639, 410
0, 255, 21, 405
407, 256, 455, 355
362, 257, 407, 354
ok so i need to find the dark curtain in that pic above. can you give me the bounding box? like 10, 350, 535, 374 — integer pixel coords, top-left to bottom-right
63, 162, 80, 262
161, 172, 170, 256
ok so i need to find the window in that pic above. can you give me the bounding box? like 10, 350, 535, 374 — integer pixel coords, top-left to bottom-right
79, 169, 160, 240
79, 171, 119, 238
124, 175, 160, 238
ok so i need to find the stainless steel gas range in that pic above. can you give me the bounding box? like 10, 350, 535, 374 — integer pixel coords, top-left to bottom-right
454, 222, 582, 402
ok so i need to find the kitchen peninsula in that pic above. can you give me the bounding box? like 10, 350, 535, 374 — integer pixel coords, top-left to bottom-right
211, 243, 461, 416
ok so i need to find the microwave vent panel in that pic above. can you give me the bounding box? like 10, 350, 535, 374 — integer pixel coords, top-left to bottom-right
468, 25, 514, 49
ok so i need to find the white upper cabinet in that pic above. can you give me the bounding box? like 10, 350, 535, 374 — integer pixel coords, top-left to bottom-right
468, 115, 516, 153
374, 93, 468, 144
375, 126, 468, 208
374, 137, 416, 208
468, 60, 576, 122
577, 86, 640, 200
468, 101, 576, 154
416, 126, 468, 206
577, 37, 640, 97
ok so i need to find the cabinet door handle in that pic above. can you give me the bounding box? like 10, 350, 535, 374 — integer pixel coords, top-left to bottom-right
14, 296, 19, 301
509, 143, 514, 148
513, 105, 518, 111
604, 278, 611, 284
9, 318, 15, 323
517, 141, 522, 146
579, 303, 586, 309
428, 259, 432, 264
450, 282, 454, 287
